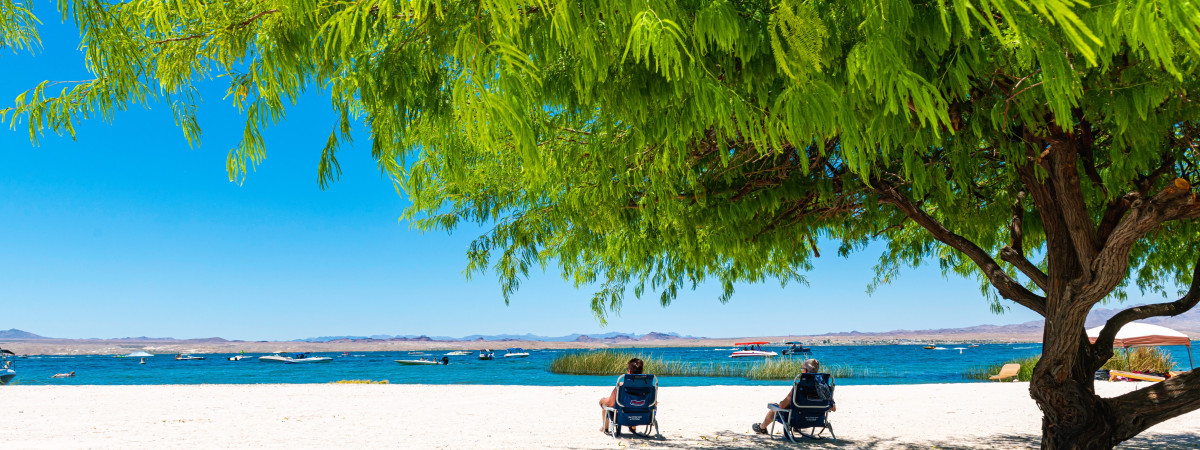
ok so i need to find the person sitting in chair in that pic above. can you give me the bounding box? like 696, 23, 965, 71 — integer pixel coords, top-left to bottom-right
752, 359, 835, 434
599, 358, 644, 434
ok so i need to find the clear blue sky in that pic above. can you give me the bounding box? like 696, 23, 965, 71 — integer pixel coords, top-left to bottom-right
0, 13, 1049, 341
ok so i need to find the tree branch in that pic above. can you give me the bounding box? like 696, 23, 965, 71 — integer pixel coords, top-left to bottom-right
1082, 179, 1197, 301
1092, 252, 1200, 354
875, 181, 1047, 315
1047, 140, 1099, 268
1108, 370, 1200, 442
999, 191, 1048, 291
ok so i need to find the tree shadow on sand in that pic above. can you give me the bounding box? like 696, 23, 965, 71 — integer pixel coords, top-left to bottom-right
568, 430, 1200, 449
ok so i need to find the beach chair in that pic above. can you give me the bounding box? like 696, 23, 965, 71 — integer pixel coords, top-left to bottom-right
990, 363, 1020, 381
768, 373, 836, 442
602, 374, 661, 439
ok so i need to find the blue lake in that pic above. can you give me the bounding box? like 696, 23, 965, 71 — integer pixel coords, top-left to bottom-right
4, 343, 1195, 386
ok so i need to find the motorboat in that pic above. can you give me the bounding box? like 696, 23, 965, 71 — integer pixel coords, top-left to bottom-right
175, 354, 206, 361
780, 342, 812, 356
396, 357, 448, 365
730, 342, 777, 358
258, 353, 333, 364
1, 348, 16, 385
445, 351, 470, 356
227, 355, 251, 361
923, 345, 936, 350
478, 350, 495, 360
503, 348, 530, 358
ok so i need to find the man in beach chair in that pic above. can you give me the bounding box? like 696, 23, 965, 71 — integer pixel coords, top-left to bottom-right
753, 359, 836, 442
599, 358, 660, 439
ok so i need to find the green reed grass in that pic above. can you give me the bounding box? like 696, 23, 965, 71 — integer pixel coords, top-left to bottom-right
964, 348, 1177, 382
548, 351, 860, 379
1101, 347, 1177, 373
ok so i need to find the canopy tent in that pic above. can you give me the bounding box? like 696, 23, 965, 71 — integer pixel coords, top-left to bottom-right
1086, 322, 1194, 370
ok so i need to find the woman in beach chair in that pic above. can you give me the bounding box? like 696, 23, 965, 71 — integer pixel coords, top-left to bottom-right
599, 358, 660, 438
752, 359, 836, 441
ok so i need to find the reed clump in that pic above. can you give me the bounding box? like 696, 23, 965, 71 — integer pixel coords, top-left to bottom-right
1101, 347, 1177, 373
331, 379, 390, 384
963, 355, 1039, 381
549, 351, 857, 379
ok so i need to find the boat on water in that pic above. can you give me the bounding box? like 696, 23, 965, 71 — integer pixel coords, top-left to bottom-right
445, 351, 470, 356
175, 354, 206, 361
227, 355, 251, 361
968, 344, 980, 348
396, 356, 449, 365
923, 345, 936, 350
478, 350, 495, 360
730, 342, 778, 358
503, 348, 530, 358
258, 353, 333, 364
780, 341, 812, 356
1, 348, 16, 385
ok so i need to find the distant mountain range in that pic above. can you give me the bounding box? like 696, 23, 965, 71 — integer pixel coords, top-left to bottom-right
0, 329, 47, 339
291, 331, 699, 343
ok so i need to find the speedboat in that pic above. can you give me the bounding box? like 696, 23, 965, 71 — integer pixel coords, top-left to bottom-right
923, 345, 936, 350
259, 353, 333, 364
478, 350, 495, 360
175, 354, 206, 361
395, 359, 439, 365
730, 342, 778, 358
503, 348, 530, 358
227, 355, 251, 361
445, 351, 470, 356
780, 342, 812, 356
1, 348, 16, 385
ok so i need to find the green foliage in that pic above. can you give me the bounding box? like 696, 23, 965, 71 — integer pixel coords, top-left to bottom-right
964, 355, 1040, 382
0, 0, 39, 52
548, 351, 861, 379
1101, 347, 1178, 373
3, 0, 1200, 323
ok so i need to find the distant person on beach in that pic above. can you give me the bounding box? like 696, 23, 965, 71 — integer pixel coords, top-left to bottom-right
752, 359, 834, 434
599, 358, 644, 434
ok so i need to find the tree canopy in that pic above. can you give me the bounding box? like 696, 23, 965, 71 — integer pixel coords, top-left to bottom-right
4, 2, 1200, 447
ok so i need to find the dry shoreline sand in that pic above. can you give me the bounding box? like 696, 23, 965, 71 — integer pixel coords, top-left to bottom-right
5, 382, 1197, 449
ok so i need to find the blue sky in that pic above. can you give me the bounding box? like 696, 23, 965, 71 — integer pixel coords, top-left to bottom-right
0, 13, 1051, 341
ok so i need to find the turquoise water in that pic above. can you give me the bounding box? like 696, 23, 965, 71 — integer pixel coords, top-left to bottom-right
3, 343, 1194, 386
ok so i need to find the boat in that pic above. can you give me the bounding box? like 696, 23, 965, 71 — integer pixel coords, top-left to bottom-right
227, 355, 251, 361
923, 345, 936, 350
780, 341, 812, 356
174, 354, 206, 361
258, 353, 333, 364
503, 348, 530, 358
396, 357, 448, 365
730, 342, 778, 358
445, 351, 470, 356
1, 348, 16, 385
968, 344, 980, 348
478, 350, 495, 360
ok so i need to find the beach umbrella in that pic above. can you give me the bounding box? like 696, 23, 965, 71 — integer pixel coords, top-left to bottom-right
1086, 322, 1193, 370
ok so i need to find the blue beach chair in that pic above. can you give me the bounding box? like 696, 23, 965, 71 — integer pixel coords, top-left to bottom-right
602, 374, 661, 439
767, 373, 836, 442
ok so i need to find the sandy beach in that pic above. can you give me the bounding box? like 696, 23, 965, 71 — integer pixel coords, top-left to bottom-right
4, 382, 1197, 449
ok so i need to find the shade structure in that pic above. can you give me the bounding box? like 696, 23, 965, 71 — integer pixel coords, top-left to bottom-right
1086, 322, 1192, 348
1086, 322, 1193, 370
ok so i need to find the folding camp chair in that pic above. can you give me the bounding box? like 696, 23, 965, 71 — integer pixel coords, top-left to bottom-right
602, 374, 661, 439
767, 373, 836, 442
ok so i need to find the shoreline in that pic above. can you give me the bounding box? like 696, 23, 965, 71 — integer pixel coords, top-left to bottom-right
4, 382, 1197, 449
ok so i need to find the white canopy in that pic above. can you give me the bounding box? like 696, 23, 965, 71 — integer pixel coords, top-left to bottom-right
1086, 322, 1192, 348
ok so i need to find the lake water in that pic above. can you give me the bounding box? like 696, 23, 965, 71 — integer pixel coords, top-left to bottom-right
4, 343, 1195, 386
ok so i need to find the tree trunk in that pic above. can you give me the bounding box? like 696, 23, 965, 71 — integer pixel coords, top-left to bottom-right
1030, 293, 1120, 449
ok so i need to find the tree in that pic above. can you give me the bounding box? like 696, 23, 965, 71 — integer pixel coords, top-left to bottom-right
3, 1, 1200, 447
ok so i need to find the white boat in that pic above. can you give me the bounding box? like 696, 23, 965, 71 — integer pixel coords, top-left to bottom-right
258, 353, 333, 364
227, 355, 251, 361
730, 342, 778, 358
445, 351, 470, 356
174, 354, 206, 361
395, 359, 439, 365
503, 348, 530, 358
478, 350, 495, 360
1, 348, 16, 385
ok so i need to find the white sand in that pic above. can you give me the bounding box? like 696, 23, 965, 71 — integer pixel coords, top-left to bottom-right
3, 382, 1197, 449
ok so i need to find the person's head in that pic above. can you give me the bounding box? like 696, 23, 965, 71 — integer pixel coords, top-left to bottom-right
627, 358, 644, 374
802, 359, 820, 373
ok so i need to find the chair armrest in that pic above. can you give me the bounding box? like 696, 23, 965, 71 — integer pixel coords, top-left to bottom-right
767, 403, 786, 413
